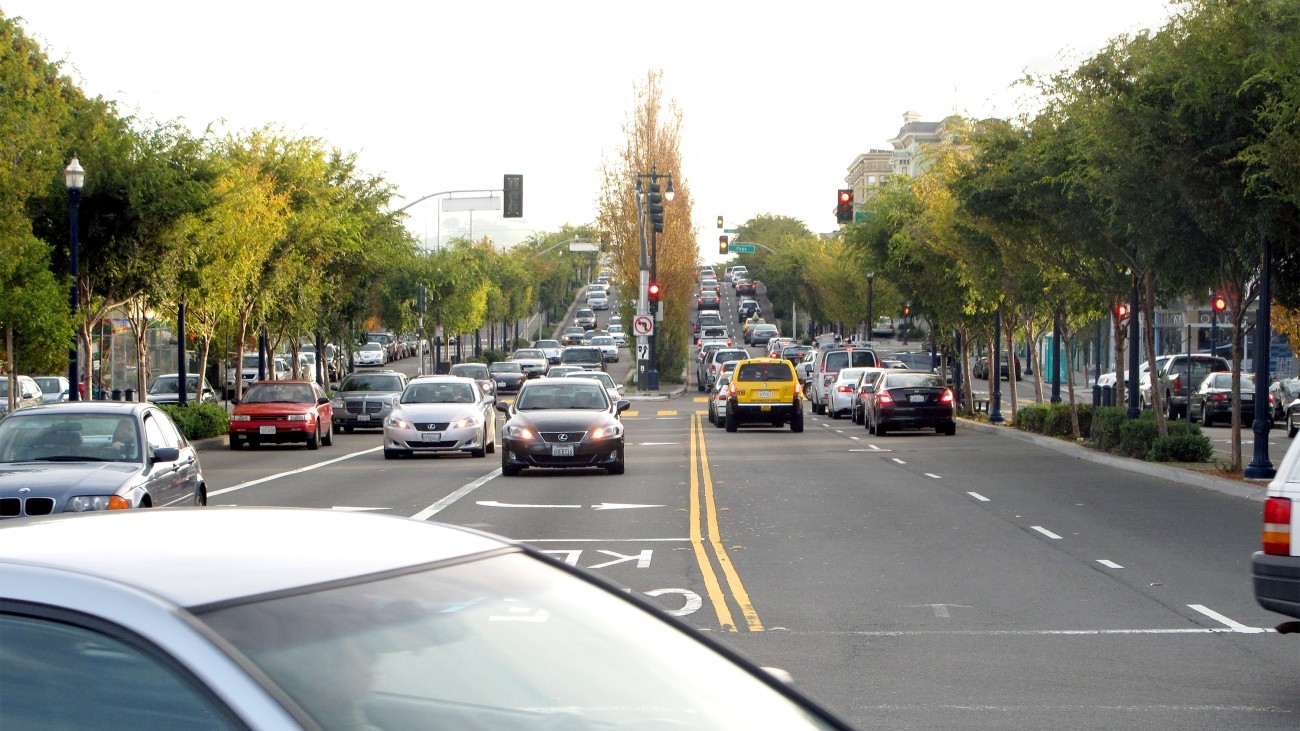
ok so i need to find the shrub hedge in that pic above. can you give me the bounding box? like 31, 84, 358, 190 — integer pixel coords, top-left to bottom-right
158, 402, 229, 441
1015, 404, 1213, 463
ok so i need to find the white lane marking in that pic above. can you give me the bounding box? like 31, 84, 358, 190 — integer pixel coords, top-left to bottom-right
592, 503, 665, 510
638, 442, 679, 446
834, 430, 844, 433
869, 444, 884, 451
968, 492, 990, 502
1032, 526, 1063, 540
527, 537, 692, 542
816, 627, 1271, 637
1097, 559, 1124, 569
411, 469, 500, 520
892, 458, 907, 465
925, 473, 942, 479
849, 436, 861, 440
332, 506, 389, 512
821, 423, 831, 428
209, 446, 382, 497
1189, 604, 1266, 633
478, 500, 580, 509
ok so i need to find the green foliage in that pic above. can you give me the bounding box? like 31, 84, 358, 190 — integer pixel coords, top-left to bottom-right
1089, 407, 1131, 452
481, 349, 504, 365
1087, 407, 1211, 462
1147, 434, 1214, 463
1014, 402, 1094, 439
158, 402, 229, 440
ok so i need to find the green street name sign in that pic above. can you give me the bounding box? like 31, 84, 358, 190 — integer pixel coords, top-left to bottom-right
728, 243, 756, 253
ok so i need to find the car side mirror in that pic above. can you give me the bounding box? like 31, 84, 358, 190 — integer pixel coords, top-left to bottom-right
317, 397, 329, 405
616, 400, 631, 413
482, 396, 495, 405
152, 447, 180, 463
495, 401, 510, 413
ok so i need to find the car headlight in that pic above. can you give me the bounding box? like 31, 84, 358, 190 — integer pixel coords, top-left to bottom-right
504, 425, 535, 440
450, 415, 483, 430
287, 414, 309, 421
230, 414, 250, 421
591, 423, 623, 440
388, 415, 413, 430
332, 398, 345, 408
66, 495, 131, 512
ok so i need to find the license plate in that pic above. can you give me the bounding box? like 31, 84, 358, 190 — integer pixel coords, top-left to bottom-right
421, 432, 442, 442
497, 381, 507, 387
909, 395, 926, 403
551, 445, 575, 457
259, 426, 276, 435
1243, 394, 1253, 401
760, 405, 771, 411
357, 414, 370, 422
758, 390, 772, 398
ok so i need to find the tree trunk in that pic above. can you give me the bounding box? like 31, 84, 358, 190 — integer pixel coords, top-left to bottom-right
1007, 317, 1019, 423
1141, 272, 1168, 438
1113, 313, 1127, 411
1065, 323, 1081, 439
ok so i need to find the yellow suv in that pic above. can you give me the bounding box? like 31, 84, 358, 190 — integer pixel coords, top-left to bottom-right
724, 358, 804, 432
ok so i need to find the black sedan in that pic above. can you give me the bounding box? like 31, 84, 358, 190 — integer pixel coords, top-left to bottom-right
488, 360, 527, 393
0, 401, 207, 517
862, 370, 956, 436
496, 379, 629, 475
1190, 371, 1268, 427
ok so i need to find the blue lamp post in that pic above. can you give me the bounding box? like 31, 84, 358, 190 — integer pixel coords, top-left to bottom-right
64, 156, 85, 401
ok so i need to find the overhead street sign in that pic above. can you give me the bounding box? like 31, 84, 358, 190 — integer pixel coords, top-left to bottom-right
728, 243, 756, 254
723, 228, 738, 233
442, 195, 501, 212
569, 242, 599, 252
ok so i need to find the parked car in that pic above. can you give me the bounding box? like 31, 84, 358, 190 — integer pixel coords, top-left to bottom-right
146, 374, 219, 405
511, 348, 550, 378
331, 370, 408, 433
229, 381, 333, 450
723, 358, 804, 433
971, 352, 1022, 381
383, 375, 496, 459
0, 376, 43, 418
1139, 354, 1231, 419
861, 369, 956, 436
488, 361, 528, 393
1189, 371, 1269, 427
225, 354, 290, 397
533, 339, 564, 364
0, 400, 207, 516
356, 342, 387, 366
1286, 398, 1300, 439
32, 376, 70, 403
871, 317, 896, 338
497, 378, 629, 475
0, 507, 854, 730
574, 308, 598, 329
366, 331, 399, 361
1271, 377, 1300, 421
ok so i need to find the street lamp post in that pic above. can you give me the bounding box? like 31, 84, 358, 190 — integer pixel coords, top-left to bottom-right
866, 273, 874, 342
1246, 234, 1276, 479
1126, 278, 1141, 419
64, 157, 85, 401
1050, 311, 1062, 404
990, 305, 1005, 424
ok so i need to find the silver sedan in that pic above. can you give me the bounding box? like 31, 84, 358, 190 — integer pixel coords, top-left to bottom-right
383, 376, 496, 459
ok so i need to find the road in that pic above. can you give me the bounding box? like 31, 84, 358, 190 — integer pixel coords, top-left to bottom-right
195, 283, 1300, 730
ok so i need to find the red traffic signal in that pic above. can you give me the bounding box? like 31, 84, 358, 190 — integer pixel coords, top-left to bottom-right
1116, 303, 1129, 319
648, 282, 661, 306
1212, 295, 1227, 312
836, 189, 854, 224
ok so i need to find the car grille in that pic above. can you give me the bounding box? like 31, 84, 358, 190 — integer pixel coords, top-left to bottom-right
413, 422, 450, 431
539, 431, 587, 443
0, 497, 55, 518
346, 401, 385, 415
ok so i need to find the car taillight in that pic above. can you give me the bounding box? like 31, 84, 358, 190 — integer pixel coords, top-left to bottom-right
837, 384, 855, 393
795, 382, 803, 397
1263, 497, 1292, 555
729, 382, 737, 397
1171, 375, 1182, 393
941, 389, 954, 403
1213, 393, 1228, 402
878, 392, 894, 405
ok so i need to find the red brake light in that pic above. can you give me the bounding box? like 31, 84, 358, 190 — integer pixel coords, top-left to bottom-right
728, 382, 737, 397
837, 384, 854, 393
878, 392, 894, 405
941, 389, 954, 403
1264, 497, 1292, 555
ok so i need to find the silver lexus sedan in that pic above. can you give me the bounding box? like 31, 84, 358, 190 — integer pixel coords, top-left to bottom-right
0, 508, 855, 730
382, 376, 496, 459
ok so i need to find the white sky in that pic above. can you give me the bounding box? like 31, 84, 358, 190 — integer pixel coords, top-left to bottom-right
6, 1, 1178, 261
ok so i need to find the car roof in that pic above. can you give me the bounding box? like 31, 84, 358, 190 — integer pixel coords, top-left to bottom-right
0, 508, 510, 609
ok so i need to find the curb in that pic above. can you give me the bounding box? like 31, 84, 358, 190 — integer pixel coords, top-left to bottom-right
958, 418, 1268, 502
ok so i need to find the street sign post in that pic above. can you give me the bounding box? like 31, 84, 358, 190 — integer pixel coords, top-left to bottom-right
728, 243, 756, 254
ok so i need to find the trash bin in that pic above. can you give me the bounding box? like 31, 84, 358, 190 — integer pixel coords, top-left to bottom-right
435, 361, 451, 375
1100, 386, 1115, 407
124, 388, 135, 402
111, 389, 122, 401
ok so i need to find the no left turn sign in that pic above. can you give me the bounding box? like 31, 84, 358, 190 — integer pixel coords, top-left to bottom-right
632, 315, 655, 336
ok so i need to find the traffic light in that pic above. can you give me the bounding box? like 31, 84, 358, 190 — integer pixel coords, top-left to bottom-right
1212, 294, 1227, 312
503, 174, 523, 218
836, 189, 854, 223
719, 235, 728, 255
648, 183, 665, 233
716, 215, 724, 229
903, 304, 911, 316
1116, 302, 1129, 319
648, 282, 661, 307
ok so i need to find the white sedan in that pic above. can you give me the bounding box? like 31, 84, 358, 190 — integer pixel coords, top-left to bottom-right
356, 342, 386, 366
383, 376, 495, 459
590, 336, 619, 362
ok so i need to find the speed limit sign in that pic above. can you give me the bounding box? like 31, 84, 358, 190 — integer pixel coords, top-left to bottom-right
632, 315, 655, 336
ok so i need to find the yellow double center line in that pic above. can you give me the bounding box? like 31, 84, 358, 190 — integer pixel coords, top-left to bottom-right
688, 413, 763, 632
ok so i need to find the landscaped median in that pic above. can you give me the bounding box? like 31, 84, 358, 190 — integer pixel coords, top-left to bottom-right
1011, 403, 1213, 463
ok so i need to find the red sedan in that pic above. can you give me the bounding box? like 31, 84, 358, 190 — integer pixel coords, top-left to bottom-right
229, 380, 334, 450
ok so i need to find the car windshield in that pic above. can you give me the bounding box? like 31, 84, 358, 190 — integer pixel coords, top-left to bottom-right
737, 363, 793, 381
535, 341, 560, 349
0, 413, 141, 463
243, 384, 316, 403
714, 350, 748, 363
884, 373, 944, 389
514, 350, 545, 359
489, 362, 522, 374
33, 378, 63, 393
449, 365, 488, 380
362, 343, 383, 352
516, 383, 608, 410
199, 552, 837, 731
1209, 373, 1253, 390
149, 376, 202, 394
565, 372, 616, 389
591, 337, 614, 346
340, 375, 404, 392
402, 382, 477, 404
561, 350, 602, 364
